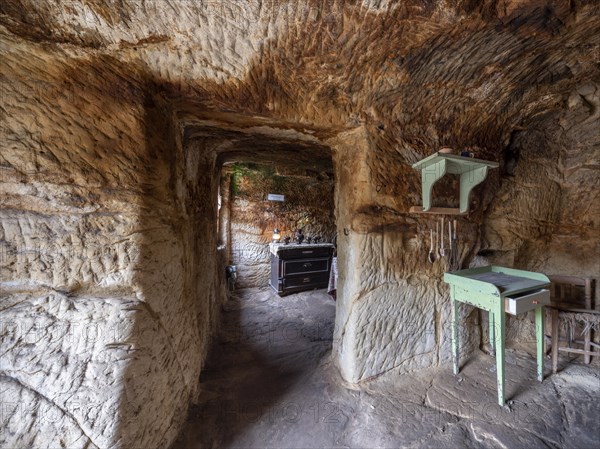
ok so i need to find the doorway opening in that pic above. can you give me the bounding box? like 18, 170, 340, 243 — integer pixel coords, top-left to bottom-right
218, 161, 336, 291
174, 122, 339, 447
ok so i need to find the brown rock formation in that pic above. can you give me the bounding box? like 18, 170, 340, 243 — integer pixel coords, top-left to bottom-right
1, 1, 598, 447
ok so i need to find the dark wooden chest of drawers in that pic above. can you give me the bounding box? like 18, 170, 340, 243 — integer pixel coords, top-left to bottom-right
269, 244, 334, 296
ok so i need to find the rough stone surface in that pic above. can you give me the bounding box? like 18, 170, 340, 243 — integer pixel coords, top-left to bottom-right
174, 287, 600, 449
1, 35, 227, 448
1, 1, 599, 447
331, 128, 482, 382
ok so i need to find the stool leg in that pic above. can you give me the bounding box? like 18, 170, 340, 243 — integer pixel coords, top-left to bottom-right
585, 278, 592, 364
535, 307, 544, 381
551, 309, 559, 374
584, 327, 591, 365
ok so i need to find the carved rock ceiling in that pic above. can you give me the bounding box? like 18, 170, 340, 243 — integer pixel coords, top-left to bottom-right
3, 1, 598, 157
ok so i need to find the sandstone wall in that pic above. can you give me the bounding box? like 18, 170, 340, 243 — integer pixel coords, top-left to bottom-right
1, 1, 599, 444
330, 83, 599, 383
227, 164, 335, 288
0, 31, 225, 448
479, 84, 600, 345
330, 128, 481, 383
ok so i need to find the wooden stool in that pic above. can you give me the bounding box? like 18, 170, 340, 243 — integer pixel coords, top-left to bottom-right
546, 276, 599, 373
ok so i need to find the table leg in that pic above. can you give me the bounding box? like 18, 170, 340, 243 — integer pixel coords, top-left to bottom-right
451, 288, 459, 375
489, 310, 495, 356
494, 308, 506, 406
535, 306, 544, 381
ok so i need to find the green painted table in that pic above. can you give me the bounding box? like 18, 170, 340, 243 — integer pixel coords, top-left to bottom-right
444, 266, 551, 405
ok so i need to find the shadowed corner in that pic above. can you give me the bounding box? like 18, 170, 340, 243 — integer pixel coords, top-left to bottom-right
113, 72, 228, 448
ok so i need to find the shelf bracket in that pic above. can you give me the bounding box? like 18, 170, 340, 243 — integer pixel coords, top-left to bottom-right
459, 166, 488, 214
421, 159, 447, 211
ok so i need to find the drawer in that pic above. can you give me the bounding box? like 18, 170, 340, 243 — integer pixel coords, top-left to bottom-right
283, 258, 330, 276
277, 247, 333, 259
504, 289, 550, 315
283, 273, 329, 290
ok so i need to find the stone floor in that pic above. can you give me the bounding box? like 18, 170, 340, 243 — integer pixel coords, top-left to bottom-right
173, 287, 600, 449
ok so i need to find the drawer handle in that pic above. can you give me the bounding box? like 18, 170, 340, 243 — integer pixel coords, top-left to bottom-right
303, 263, 313, 268
303, 277, 311, 283
302, 250, 313, 254
532, 300, 539, 304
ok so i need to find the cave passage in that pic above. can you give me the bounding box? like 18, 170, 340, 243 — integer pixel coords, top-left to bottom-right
2, 2, 599, 449
172, 287, 600, 449
173, 288, 336, 448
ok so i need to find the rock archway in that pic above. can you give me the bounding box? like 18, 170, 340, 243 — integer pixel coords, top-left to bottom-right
1, 1, 598, 448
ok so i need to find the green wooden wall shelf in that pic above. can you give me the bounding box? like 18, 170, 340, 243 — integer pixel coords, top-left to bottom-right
411, 152, 499, 214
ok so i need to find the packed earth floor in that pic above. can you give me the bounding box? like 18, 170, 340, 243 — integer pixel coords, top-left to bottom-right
173, 288, 600, 449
